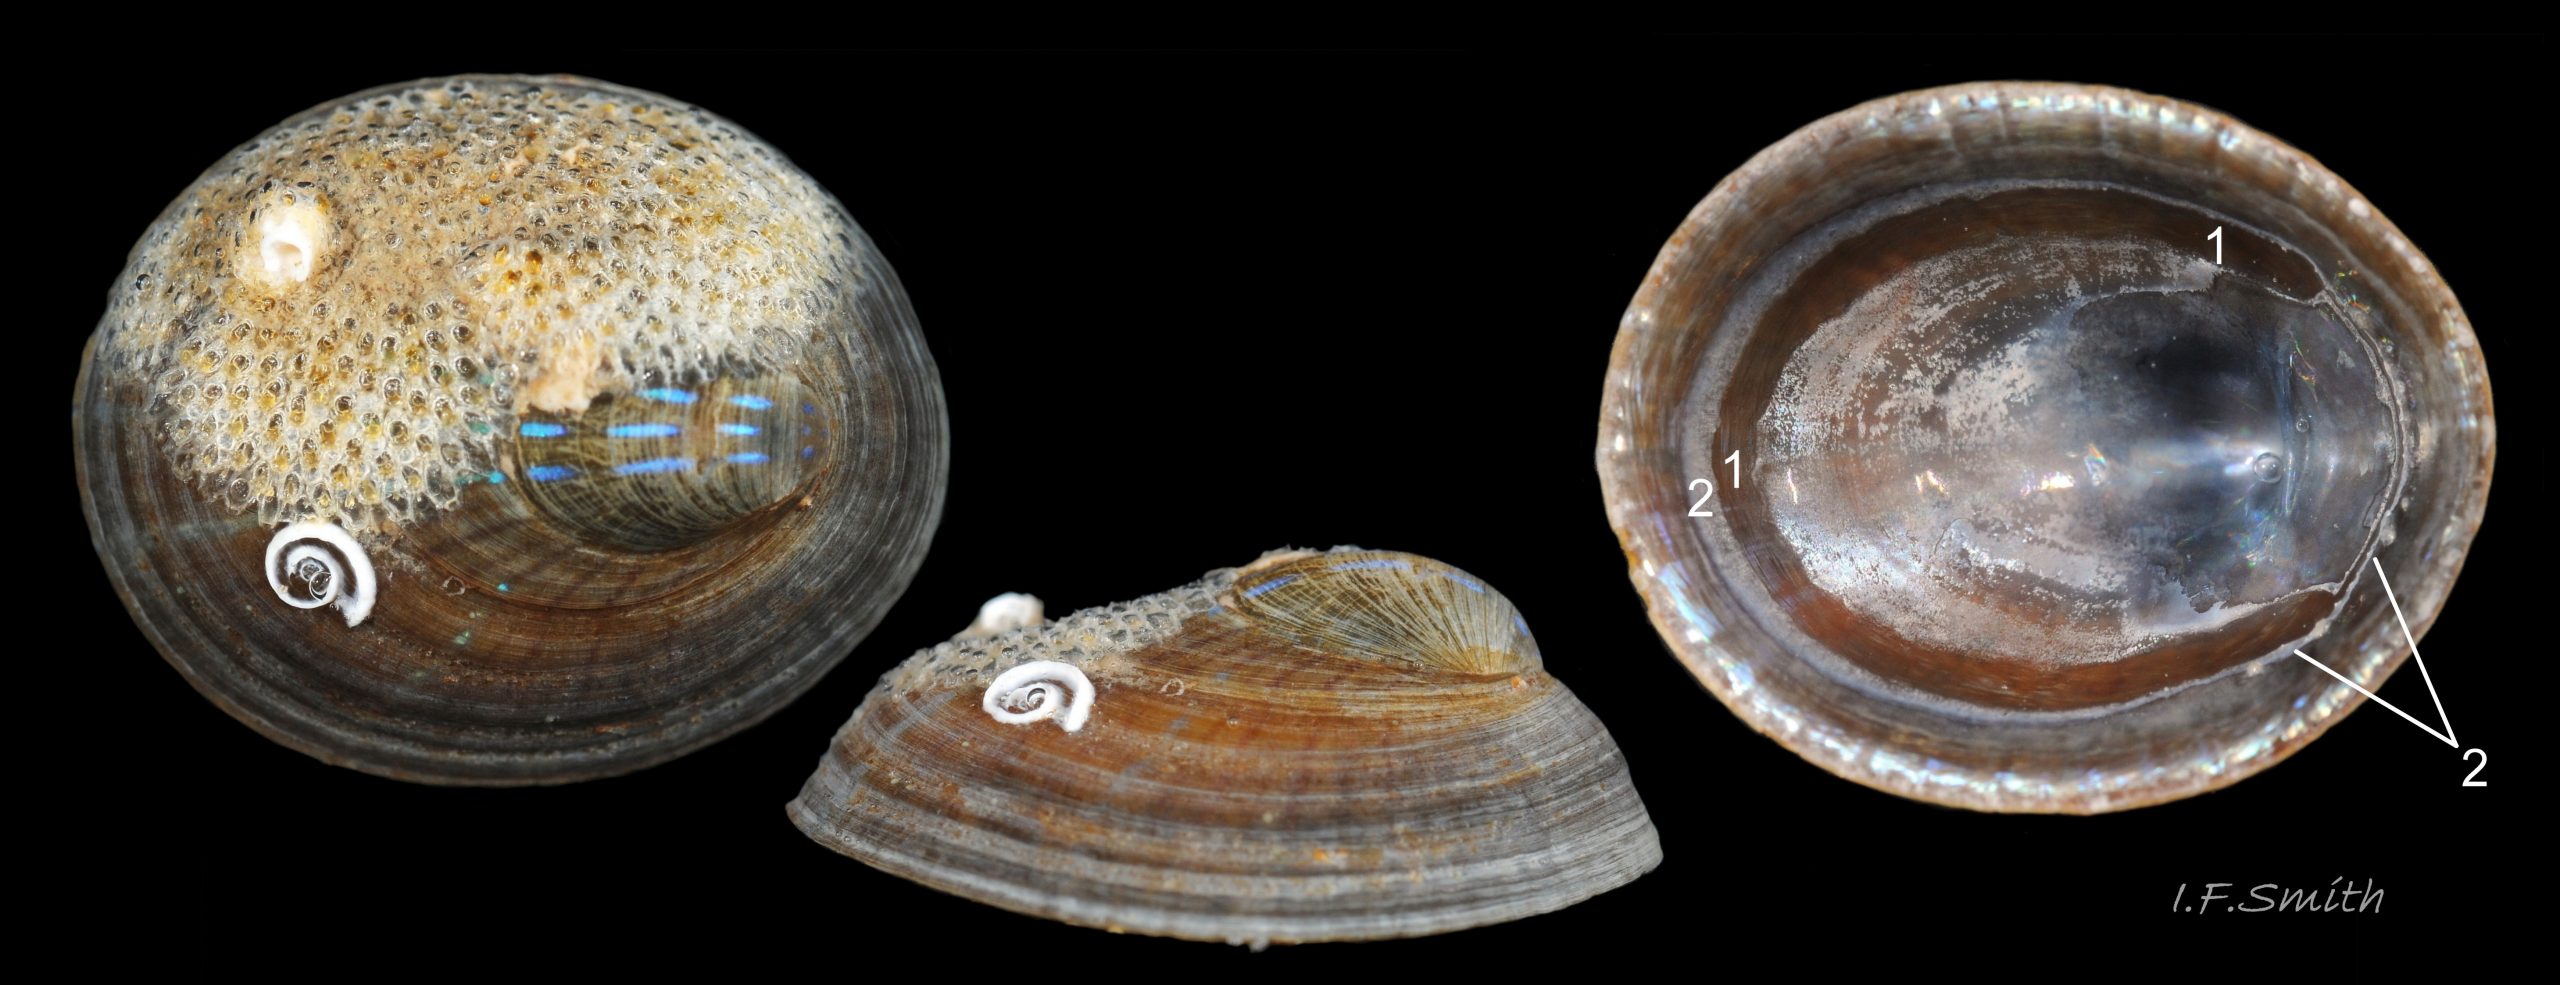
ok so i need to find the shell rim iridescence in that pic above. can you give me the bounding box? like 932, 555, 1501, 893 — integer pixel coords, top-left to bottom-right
1595, 80, 2495, 813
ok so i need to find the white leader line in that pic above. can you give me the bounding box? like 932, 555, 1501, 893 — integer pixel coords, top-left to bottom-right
2290, 556, 2459, 749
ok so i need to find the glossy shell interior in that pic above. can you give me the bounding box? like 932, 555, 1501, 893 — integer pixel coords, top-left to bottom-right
789, 549, 1662, 946
1597, 82, 2493, 812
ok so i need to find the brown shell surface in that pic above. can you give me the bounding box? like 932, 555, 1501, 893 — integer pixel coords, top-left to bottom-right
76, 75, 946, 783
789, 549, 1661, 946
1598, 82, 2493, 812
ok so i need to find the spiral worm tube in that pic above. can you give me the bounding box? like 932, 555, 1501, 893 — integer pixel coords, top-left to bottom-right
981, 660, 1094, 733
262, 521, 376, 627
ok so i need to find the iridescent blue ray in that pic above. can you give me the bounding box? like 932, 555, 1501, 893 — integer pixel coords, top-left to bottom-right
613, 457, 695, 476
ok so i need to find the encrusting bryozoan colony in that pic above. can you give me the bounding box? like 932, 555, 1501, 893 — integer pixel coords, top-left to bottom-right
76, 75, 946, 784
105, 76, 857, 530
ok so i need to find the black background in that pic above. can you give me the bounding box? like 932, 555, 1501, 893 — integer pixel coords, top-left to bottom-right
58, 41, 2522, 962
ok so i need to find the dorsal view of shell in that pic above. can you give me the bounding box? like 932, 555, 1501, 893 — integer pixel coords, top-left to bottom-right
76, 75, 947, 784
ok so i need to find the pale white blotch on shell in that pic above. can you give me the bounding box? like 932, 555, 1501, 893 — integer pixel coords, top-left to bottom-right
249, 198, 329, 288
982, 660, 1094, 733
263, 521, 376, 627
958, 592, 1045, 639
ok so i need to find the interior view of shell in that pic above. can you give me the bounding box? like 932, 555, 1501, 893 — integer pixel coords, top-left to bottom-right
73, 75, 946, 783
1746, 188, 2400, 710
1598, 82, 2493, 812
789, 548, 1662, 947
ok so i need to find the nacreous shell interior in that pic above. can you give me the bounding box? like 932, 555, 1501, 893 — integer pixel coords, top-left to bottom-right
1599, 82, 2493, 812
1734, 184, 2400, 711
789, 549, 1661, 947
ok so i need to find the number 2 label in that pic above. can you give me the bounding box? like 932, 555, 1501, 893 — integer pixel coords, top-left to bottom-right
1689, 451, 1743, 517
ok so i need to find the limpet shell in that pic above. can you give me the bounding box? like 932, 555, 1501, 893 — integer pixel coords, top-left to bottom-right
74, 75, 946, 783
789, 548, 1661, 946
1598, 82, 2493, 812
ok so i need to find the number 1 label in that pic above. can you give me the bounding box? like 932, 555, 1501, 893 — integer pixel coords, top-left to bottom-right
2208, 225, 2223, 265
1689, 451, 1743, 517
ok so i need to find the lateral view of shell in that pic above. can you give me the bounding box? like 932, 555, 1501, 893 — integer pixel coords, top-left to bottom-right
789, 549, 1661, 947
74, 75, 946, 783
1599, 82, 2493, 812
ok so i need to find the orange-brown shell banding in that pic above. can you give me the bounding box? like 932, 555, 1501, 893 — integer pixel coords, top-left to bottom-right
790, 548, 1661, 947
78, 75, 946, 784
